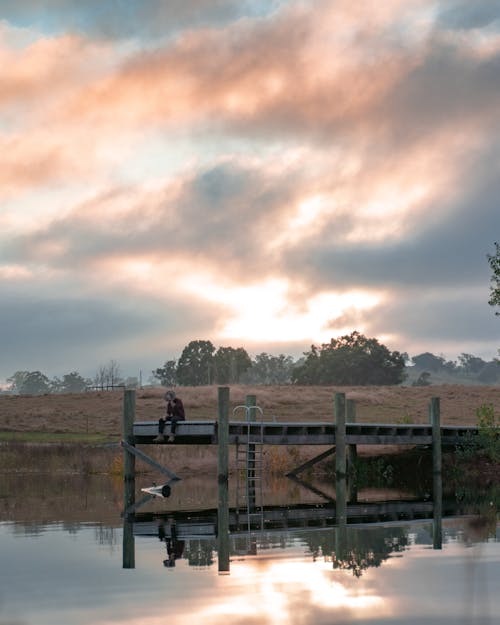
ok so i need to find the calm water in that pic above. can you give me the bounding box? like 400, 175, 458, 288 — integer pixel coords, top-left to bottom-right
0, 473, 498, 625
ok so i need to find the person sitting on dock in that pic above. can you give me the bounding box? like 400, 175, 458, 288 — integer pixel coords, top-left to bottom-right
154, 390, 185, 443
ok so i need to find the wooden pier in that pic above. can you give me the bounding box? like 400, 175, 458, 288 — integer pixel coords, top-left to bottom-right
122, 387, 480, 485
132, 419, 477, 447
121, 387, 482, 569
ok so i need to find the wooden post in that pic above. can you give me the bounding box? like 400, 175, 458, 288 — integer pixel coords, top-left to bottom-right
346, 398, 358, 503
334, 392, 346, 478
217, 386, 230, 574
433, 470, 443, 550
123, 389, 136, 486
430, 397, 442, 475
430, 397, 442, 549
334, 396, 347, 561
335, 475, 348, 566
246, 394, 257, 512
122, 516, 135, 569
122, 389, 136, 569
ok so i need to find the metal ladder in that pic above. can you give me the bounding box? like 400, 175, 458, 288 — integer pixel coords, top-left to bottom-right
234, 404, 264, 552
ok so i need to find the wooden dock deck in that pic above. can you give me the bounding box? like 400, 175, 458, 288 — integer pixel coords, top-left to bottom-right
133, 420, 478, 447
131, 498, 472, 539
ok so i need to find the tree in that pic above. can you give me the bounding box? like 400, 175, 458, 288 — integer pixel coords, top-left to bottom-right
458, 353, 487, 376
477, 361, 500, 384
411, 352, 446, 372
52, 371, 89, 393
242, 352, 295, 384
487, 241, 500, 314
152, 360, 178, 386
412, 371, 432, 387
292, 331, 407, 385
213, 346, 252, 384
176, 340, 215, 386
93, 360, 123, 389
7, 370, 51, 395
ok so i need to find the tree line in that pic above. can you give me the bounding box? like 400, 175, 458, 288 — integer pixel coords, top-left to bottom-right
4, 333, 499, 396
4, 360, 138, 395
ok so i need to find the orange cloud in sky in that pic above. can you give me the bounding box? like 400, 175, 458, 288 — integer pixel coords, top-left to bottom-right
1, 0, 500, 374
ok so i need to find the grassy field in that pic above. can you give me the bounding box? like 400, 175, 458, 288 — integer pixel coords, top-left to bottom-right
0, 383, 498, 439
0, 384, 498, 477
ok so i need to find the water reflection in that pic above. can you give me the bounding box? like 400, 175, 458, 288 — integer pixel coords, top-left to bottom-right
126, 470, 498, 581
0, 470, 498, 625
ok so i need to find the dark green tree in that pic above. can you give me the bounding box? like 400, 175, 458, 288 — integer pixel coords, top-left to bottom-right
292, 331, 407, 385
458, 353, 487, 376
412, 371, 432, 387
487, 241, 500, 314
477, 361, 500, 384
213, 346, 252, 384
7, 370, 51, 395
242, 352, 295, 384
291, 345, 321, 385
411, 352, 446, 372
52, 371, 89, 393
152, 360, 177, 386
176, 340, 215, 386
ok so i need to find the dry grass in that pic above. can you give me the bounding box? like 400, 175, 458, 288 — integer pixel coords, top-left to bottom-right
0, 384, 498, 437
1, 384, 498, 479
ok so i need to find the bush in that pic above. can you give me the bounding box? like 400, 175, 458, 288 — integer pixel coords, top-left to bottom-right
476, 404, 500, 463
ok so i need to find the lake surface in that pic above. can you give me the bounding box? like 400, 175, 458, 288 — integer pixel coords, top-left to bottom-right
0, 473, 498, 625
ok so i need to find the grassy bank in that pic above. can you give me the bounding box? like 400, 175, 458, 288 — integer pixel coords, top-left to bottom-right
0, 431, 113, 443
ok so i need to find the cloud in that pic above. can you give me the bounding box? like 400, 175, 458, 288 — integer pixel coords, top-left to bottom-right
0, 283, 221, 379
1, 0, 500, 378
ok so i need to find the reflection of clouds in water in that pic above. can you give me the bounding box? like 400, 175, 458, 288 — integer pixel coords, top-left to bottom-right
187, 557, 389, 625
1, 522, 498, 625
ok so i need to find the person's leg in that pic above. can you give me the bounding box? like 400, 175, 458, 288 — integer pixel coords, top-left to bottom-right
167, 416, 181, 441
154, 417, 166, 442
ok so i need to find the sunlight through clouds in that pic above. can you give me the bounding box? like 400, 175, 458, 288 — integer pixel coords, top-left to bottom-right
178, 273, 380, 345
1, 0, 499, 377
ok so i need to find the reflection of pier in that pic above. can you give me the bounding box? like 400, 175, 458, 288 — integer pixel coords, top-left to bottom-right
131, 498, 466, 540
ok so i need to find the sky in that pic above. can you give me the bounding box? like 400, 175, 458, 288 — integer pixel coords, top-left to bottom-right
1, 0, 500, 383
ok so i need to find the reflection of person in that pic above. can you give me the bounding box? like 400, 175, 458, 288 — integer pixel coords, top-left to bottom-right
154, 390, 185, 443
164, 535, 185, 568
158, 519, 185, 568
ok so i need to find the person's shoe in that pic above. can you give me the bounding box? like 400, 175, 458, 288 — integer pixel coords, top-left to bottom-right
153, 434, 165, 443
167, 434, 175, 443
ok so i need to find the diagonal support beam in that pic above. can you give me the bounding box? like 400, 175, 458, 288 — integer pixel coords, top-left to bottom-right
287, 474, 335, 503
286, 446, 336, 477
120, 440, 181, 481
122, 492, 156, 517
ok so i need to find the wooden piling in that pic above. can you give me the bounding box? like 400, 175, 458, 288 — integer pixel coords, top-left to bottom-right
334, 392, 346, 478
217, 386, 230, 574
122, 516, 135, 569
335, 475, 348, 565
430, 397, 442, 549
122, 389, 136, 569
123, 389, 136, 486
346, 398, 357, 471
433, 470, 443, 550
430, 397, 442, 475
